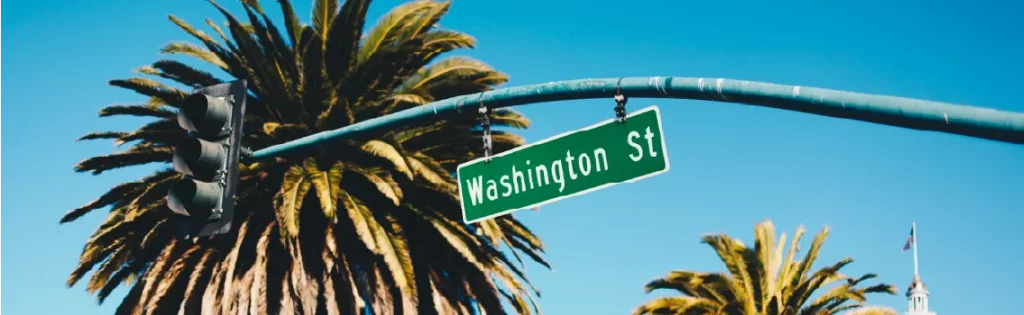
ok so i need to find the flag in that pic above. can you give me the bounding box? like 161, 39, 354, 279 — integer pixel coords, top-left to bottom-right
902, 225, 915, 251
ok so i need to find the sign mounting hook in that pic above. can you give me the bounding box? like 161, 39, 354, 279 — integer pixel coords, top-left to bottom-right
478, 94, 493, 163
614, 79, 628, 123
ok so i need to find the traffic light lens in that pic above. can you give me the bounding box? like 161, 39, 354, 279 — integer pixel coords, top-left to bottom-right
179, 93, 232, 134
167, 178, 222, 218
173, 137, 227, 180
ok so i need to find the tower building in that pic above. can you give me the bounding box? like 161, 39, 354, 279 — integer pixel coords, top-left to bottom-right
903, 222, 935, 315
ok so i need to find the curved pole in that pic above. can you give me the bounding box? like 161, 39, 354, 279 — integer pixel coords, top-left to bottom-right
251, 77, 1024, 160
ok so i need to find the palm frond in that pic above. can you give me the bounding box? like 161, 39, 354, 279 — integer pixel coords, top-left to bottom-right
277, 0, 303, 44
361, 140, 414, 180
97, 104, 176, 119
356, 0, 432, 65
274, 162, 312, 239
311, 0, 339, 42
146, 59, 223, 88
78, 132, 129, 142
842, 306, 899, 315
325, 0, 371, 83
160, 42, 229, 71
166, 14, 243, 73
632, 296, 720, 315
74, 145, 173, 175
108, 78, 188, 107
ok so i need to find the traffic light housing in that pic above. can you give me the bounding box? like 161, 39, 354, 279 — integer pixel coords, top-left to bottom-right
167, 80, 248, 239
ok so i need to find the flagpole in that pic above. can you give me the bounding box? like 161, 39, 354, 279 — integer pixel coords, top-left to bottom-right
912, 221, 919, 276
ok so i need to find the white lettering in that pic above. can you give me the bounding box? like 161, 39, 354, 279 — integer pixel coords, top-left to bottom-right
578, 153, 592, 176
551, 160, 565, 192
644, 126, 658, 158
593, 148, 609, 172
500, 175, 512, 197
565, 150, 578, 179
512, 165, 526, 194
534, 164, 550, 187
465, 128, 652, 207
628, 131, 643, 161
486, 180, 498, 201
526, 160, 535, 189
466, 176, 485, 206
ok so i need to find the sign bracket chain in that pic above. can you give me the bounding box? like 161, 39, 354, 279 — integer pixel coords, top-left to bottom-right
614, 82, 628, 123
479, 97, 493, 163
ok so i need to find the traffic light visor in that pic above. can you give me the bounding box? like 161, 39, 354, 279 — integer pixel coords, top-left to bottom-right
173, 137, 227, 180
167, 178, 222, 218
179, 93, 232, 135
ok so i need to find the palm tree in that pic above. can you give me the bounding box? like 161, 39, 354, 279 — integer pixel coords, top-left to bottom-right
62, 0, 549, 314
633, 220, 895, 315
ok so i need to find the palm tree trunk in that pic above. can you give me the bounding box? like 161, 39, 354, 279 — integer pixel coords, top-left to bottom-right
253, 77, 1024, 160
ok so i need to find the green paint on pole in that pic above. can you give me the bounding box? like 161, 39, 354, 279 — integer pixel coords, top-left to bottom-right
458, 105, 671, 223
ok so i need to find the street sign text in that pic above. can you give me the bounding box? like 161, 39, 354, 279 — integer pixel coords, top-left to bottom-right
458, 106, 670, 223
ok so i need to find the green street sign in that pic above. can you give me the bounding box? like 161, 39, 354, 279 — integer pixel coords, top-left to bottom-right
458, 105, 670, 223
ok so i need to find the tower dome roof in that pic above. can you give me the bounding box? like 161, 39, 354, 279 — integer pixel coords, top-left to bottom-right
906, 274, 929, 297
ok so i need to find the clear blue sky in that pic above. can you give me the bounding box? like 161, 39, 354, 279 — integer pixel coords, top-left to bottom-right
3, 0, 1023, 314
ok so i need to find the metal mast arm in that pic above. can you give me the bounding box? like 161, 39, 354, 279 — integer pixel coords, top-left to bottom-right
251, 77, 1024, 160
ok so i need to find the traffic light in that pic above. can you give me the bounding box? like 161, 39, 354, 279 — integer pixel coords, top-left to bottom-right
167, 80, 248, 239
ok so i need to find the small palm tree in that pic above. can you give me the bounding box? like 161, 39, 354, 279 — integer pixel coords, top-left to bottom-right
62, 0, 549, 314
633, 220, 895, 315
